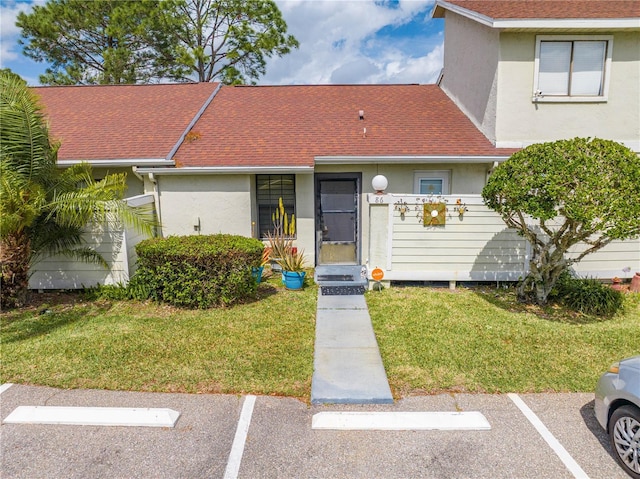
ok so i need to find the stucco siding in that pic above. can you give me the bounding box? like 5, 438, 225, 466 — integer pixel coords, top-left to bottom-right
496, 31, 640, 149
439, 12, 500, 143
157, 175, 253, 237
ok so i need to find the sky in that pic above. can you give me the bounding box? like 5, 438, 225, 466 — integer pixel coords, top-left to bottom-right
0, 0, 444, 86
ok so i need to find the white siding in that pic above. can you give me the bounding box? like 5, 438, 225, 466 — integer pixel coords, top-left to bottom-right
29, 194, 155, 290
367, 194, 640, 282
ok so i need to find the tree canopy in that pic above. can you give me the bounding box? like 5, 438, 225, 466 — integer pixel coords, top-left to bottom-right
482, 137, 640, 304
17, 0, 298, 85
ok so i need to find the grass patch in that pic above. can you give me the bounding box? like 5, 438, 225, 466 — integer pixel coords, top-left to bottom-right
1, 274, 316, 399
3, 279, 639, 399
367, 286, 640, 396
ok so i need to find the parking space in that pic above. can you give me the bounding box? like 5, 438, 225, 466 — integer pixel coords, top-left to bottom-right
0, 385, 628, 479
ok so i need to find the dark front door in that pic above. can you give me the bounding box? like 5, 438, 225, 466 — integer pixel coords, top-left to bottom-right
316, 175, 360, 265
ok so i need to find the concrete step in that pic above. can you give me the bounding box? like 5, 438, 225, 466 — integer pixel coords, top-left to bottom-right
315, 265, 368, 290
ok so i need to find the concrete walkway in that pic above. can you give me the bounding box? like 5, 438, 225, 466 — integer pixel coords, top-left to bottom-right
311, 272, 393, 404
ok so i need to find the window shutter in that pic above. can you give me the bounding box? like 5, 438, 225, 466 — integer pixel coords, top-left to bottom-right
571, 41, 606, 95
538, 41, 571, 95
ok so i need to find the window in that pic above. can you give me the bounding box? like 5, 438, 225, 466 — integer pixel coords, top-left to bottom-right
533, 36, 612, 102
413, 171, 450, 195
256, 174, 295, 238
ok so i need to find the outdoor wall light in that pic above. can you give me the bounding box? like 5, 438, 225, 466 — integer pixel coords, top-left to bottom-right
359, 109, 365, 120
372, 175, 388, 194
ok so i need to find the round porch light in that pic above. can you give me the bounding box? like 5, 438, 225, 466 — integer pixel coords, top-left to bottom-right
372, 175, 388, 194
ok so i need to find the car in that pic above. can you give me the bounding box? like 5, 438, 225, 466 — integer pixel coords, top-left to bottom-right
595, 355, 640, 479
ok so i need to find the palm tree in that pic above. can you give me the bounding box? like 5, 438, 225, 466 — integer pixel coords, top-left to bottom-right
0, 70, 155, 308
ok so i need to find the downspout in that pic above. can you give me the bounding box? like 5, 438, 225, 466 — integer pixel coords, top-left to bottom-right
148, 173, 162, 237
132, 166, 162, 237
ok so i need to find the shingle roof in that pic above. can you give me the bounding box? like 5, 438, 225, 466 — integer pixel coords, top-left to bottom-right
34, 83, 219, 161
434, 0, 640, 20
173, 84, 513, 168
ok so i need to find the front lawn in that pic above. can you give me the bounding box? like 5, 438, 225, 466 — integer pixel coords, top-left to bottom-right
368, 286, 640, 396
0, 277, 316, 398
2, 280, 638, 400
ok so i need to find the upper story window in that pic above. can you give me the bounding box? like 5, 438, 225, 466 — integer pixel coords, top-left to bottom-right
533, 35, 613, 102
256, 174, 296, 238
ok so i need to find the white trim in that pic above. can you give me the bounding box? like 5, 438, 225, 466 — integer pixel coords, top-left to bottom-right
387, 202, 394, 271
367, 193, 487, 206
316, 155, 510, 164
370, 270, 525, 282
508, 394, 590, 479
125, 194, 155, 207
57, 159, 174, 168
532, 35, 613, 102
135, 166, 314, 175
494, 19, 639, 30
432, 1, 640, 30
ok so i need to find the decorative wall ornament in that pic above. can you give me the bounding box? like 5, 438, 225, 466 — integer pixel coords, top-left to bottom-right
394, 200, 409, 219
454, 198, 468, 217
413, 195, 448, 226
422, 203, 447, 226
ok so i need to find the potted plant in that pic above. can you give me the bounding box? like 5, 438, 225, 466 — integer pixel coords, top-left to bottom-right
276, 247, 306, 290
252, 247, 271, 284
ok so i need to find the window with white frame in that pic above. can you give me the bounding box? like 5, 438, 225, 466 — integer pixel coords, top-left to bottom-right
533, 36, 612, 101
413, 171, 450, 195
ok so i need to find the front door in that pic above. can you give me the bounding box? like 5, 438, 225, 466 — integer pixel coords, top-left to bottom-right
316, 174, 360, 265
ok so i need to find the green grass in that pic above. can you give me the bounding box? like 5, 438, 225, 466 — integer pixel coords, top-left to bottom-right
367, 286, 640, 396
2, 279, 639, 400
0, 275, 316, 398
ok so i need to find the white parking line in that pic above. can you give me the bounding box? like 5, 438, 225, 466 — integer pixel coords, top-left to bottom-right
223, 395, 256, 479
508, 393, 590, 479
312, 411, 491, 430
0, 383, 13, 395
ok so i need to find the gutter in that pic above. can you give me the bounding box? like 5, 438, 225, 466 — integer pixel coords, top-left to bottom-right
135, 166, 315, 175
57, 158, 175, 167
431, 0, 640, 29
314, 155, 512, 164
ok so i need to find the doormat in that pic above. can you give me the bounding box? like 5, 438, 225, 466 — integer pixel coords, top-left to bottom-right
320, 286, 366, 295
316, 274, 355, 282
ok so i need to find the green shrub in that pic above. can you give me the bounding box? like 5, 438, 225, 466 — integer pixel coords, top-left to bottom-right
83, 283, 131, 300
554, 275, 623, 317
130, 234, 264, 309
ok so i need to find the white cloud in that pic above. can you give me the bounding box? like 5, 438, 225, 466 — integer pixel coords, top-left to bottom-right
1, 0, 444, 86
0, 0, 29, 66
264, 0, 443, 85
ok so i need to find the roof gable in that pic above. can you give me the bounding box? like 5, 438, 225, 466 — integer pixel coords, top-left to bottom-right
34, 83, 219, 162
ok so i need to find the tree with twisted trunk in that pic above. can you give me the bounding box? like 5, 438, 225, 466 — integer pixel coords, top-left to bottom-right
482, 138, 640, 305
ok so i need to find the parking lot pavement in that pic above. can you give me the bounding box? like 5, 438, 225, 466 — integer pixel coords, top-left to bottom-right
0, 384, 629, 479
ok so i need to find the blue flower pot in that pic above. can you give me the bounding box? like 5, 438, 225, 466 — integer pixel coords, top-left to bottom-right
252, 266, 264, 284
282, 270, 306, 290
